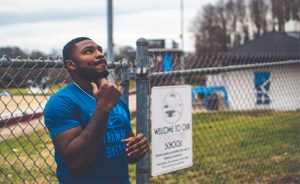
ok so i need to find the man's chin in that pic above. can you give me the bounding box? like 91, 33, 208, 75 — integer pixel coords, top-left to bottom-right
98, 70, 109, 78
93, 70, 110, 80
79, 70, 110, 81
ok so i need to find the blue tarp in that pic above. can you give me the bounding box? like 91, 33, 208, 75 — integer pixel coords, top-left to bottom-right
162, 54, 172, 71
192, 86, 229, 109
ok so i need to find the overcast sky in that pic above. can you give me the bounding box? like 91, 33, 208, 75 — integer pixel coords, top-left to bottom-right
0, 0, 216, 55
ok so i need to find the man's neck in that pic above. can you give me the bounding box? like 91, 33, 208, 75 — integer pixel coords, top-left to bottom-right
73, 78, 98, 92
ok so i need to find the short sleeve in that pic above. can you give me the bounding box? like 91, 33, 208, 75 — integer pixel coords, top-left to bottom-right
118, 97, 132, 131
44, 95, 81, 138
119, 97, 131, 122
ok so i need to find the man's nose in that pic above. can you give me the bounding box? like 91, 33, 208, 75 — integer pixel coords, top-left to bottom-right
96, 50, 105, 58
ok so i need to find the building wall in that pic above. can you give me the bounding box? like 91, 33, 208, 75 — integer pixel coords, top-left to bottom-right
206, 63, 300, 111
270, 64, 300, 111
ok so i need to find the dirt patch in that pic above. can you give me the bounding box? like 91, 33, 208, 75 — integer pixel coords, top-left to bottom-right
0, 95, 50, 115
0, 117, 46, 141
271, 155, 285, 162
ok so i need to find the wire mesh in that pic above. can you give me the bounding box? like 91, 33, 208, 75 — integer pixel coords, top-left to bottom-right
1, 53, 300, 183
148, 52, 300, 184
0, 56, 127, 184
0, 57, 68, 183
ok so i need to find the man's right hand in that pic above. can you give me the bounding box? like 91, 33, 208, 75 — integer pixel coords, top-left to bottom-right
91, 79, 121, 112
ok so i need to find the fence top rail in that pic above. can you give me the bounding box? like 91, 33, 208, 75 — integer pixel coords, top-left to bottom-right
0, 56, 129, 69
0, 56, 64, 68
151, 59, 300, 77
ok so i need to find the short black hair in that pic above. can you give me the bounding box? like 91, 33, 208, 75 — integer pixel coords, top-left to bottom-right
62, 37, 91, 61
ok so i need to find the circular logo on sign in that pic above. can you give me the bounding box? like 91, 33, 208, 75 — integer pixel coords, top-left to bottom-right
162, 91, 183, 124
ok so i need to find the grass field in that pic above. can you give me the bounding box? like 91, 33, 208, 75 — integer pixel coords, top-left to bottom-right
0, 111, 299, 183
0, 130, 57, 183
0, 84, 66, 96
152, 111, 300, 183
0, 80, 136, 96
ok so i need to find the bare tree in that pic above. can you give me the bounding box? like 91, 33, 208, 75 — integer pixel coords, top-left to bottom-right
271, 0, 285, 32
282, 0, 299, 21
192, 2, 230, 54
191, 0, 248, 55
224, 0, 247, 47
190, 0, 300, 56
249, 0, 269, 38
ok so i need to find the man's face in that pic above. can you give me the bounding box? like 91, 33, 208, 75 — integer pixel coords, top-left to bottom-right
72, 39, 109, 81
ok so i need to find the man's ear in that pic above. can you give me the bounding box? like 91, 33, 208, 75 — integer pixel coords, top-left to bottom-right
65, 60, 76, 71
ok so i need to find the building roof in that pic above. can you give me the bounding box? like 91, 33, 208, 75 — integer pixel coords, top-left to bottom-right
227, 32, 300, 55
215, 32, 300, 67
286, 31, 300, 39
148, 48, 183, 53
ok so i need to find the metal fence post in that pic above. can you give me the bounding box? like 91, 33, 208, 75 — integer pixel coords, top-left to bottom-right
180, 51, 185, 84
120, 58, 130, 103
135, 38, 150, 184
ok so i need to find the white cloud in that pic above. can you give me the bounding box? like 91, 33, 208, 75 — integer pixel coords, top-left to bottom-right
0, 17, 108, 53
0, 0, 215, 55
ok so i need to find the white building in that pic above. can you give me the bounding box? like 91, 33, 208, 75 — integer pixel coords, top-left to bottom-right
206, 32, 300, 111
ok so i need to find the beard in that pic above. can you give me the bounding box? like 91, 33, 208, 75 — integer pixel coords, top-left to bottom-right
76, 66, 110, 81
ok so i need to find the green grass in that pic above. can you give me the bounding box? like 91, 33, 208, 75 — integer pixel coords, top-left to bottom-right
129, 80, 136, 90
1, 84, 66, 96
0, 130, 57, 183
0, 111, 299, 183
1, 81, 134, 96
151, 110, 300, 183
114, 79, 136, 91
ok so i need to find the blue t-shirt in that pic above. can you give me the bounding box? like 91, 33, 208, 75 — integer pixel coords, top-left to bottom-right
44, 83, 132, 184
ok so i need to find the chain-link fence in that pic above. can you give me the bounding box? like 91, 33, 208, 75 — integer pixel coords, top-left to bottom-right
0, 56, 129, 183
145, 50, 300, 183
1, 40, 300, 184
0, 57, 71, 184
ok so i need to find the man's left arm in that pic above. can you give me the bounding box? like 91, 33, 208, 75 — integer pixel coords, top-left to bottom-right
122, 131, 149, 163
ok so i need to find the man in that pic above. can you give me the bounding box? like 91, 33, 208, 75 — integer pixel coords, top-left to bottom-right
44, 37, 149, 184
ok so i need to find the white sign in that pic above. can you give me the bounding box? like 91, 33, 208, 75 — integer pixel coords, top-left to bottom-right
151, 85, 193, 176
